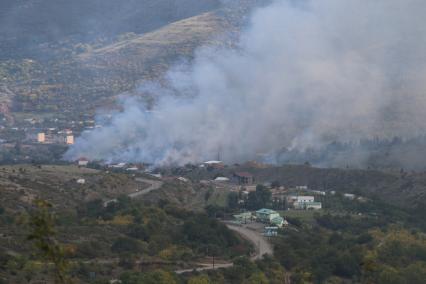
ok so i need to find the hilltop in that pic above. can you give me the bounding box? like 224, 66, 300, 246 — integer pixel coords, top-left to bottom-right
0, 0, 267, 123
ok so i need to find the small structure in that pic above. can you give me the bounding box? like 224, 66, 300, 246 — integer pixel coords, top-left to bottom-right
214, 176, 230, 182
66, 135, 74, 145
295, 196, 315, 203
233, 172, 254, 185
76, 179, 86, 184
295, 185, 308, 190
37, 133, 46, 143
204, 160, 224, 169
111, 162, 126, 168
312, 190, 326, 196
77, 157, 89, 167
177, 177, 188, 182
233, 212, 253, 223
264, 227, 279, 237
344, 193, 356, 200
126, 167, 139, 171
294, 201, 322, 210
271, 216, 287, 227
256, 208, 281, 223
292, 196, 322, 210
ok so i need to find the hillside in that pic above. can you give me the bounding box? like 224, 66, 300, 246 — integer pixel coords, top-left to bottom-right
0, 164, 150, 212
0, 0, 221, 60
0, 0, 266, 123
176, 164, 426, 210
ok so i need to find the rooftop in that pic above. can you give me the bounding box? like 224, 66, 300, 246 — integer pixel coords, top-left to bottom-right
256, 208, 278, 215
234, 172, 253, 178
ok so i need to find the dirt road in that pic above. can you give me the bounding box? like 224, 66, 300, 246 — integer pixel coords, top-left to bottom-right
226, 223, 273, 259
104, 177, 163, 206
128, 177, 163, 198
175, 222, 272, 274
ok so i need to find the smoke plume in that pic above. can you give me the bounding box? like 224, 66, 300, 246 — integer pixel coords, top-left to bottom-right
66, 0, 426, 166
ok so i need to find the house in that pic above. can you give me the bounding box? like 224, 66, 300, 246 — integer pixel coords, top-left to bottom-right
312, 190, 326, 196
233, 172, 254, 185
295, 196, 315, 203
256, 208, 281, 223
294, 201, 322, 210
292, 196, 322, 210
77, 157, 89, 166
76, 179, 86, 184
271, 216, 287, 227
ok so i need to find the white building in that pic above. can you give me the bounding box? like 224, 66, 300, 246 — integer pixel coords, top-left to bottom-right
344, 193, 356, 200
296, 196, 315, 203
77, 158, 89, 166
295, 185, 308, 190
66, 135, 74, 145
37, 133, 46, 143
76, 179, 86, 184
312, 190, 326, 196
292, 196, 322, 210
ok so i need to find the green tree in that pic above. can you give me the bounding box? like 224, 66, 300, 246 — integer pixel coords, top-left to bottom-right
27, 199, 70, 283
227, 192, 239, 209
188, 274, 211, 284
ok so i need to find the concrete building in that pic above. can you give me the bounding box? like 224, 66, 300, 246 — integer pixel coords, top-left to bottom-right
256, 208, 281, 223
37, 133, 46, 143
77, 157, 89, 166
271, 216, 287, 227
295, 196, 315, 203
233, 172, 254, 185
66, 135, 74, 145
292, 196, 322, 210
294, 201, 322, 210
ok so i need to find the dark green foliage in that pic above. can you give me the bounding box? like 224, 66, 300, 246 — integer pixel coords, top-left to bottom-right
246, 185, 272, 210
111, 237, 144, 254
227, 192, 239, 209
182, 214, 239, 255
27, 200, 70, 283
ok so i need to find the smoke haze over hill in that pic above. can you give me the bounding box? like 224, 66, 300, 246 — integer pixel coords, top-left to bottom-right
66, 0, 426, 166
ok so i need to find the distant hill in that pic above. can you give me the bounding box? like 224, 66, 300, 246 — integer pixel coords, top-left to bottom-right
0, 0, 221, 59
0, 0, 267, 120
178, 164, 426, 210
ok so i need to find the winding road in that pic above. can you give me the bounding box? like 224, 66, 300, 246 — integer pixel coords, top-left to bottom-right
175, 222, 273, 274
104, 177, 163, 206
103, 175, 273, 274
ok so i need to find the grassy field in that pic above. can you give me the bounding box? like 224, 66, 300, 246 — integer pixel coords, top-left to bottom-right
278, 209, 325, 222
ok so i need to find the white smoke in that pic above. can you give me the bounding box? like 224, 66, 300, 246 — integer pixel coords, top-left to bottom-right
65, 0, 426, 166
